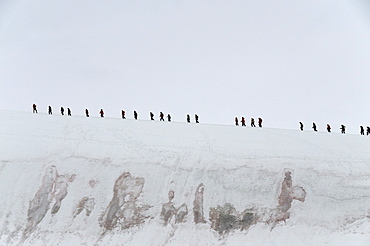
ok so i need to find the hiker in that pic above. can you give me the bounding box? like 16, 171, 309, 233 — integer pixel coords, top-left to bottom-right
67, 108, 71, 116
235, 117, 239, 126
134, 110, 138, 120
195, 114, 199, 123
299, 122, 303, 131
85, 109, 89, 117
32, 104, 37, 113
241, 117, 246, 126
367, 126, 370, 136
167, 114, 171, 122
60, 107, 64, 115
312, 122, 317, 132
100, 109, 104, 118
48, 106, 52, 115
160, 112, 165, 121
150, 112, 154, 121
251, 118, 256, 127
258, 118, 263, 127
121, 110, 125, 119
360, 126, 364, 135
187, 114, 190, 123
340, 124, 346, 134
327, 124, 331, 133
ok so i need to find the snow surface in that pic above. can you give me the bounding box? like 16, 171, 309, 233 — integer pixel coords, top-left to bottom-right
1, 110, 370, 246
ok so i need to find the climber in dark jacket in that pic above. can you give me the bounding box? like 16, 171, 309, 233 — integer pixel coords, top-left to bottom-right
327, 124, 331, 133
312, 122, 317, 132
360, 126, 364, 135
195, 114, 199, 123
32, 104, 38, 113
340, 124, 346, 134
258, 118, 263, 127
251, 118, 256, 127
241, 117, 246, 127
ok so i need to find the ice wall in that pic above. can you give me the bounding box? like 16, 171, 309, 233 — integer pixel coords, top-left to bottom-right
1, 111, 370, 245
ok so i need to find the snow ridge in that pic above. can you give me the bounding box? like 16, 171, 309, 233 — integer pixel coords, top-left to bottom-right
0, 111, 370, 245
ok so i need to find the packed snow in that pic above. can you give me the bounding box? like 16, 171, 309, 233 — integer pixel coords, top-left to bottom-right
0, 110, 370, 245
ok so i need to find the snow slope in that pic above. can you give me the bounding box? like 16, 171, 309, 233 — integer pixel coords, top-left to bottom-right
1, 110, 370, 246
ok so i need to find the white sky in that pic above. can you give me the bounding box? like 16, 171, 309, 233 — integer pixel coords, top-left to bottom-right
1, 0, 370, 133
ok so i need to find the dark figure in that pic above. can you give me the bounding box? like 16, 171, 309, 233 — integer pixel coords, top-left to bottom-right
60, 107, 64, 115
326, 124, 331, 132
100, 109, 104, 118
167, 114, 171, 122
67, 108, 71, 116
312, 122, 317, 132
150, 112, 154, 121
241, 117, 246, 127
48, 106, 52, 115
235, 117, 239, 126
32, 104, 37, 113
187, 114, 190, 123
251, 118, 256, 127
160, 112, 165, 121
340, 124, 346, 134
258, 118, 263, 127
195, 114, 199, 123
85, 109, 89, 117
367, 126, 370, 136
134, 111, 138, 120
299, 122, 303, 131
360, 126, 364, 135
121, 110, 125, 119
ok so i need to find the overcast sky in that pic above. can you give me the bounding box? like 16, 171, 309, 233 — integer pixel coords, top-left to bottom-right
1, 0, 370, 133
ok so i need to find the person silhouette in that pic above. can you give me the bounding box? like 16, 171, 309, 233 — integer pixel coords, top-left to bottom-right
258, 118, 263, 127
327, 124, 331, 133
251, 118, 256, 127
360, 126, 364, 135
32, 104, 37, 113
312, 122, 317, 132
241, 117, 246, 127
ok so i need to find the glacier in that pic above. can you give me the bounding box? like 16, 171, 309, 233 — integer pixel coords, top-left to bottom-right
1, 110, 370, 245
